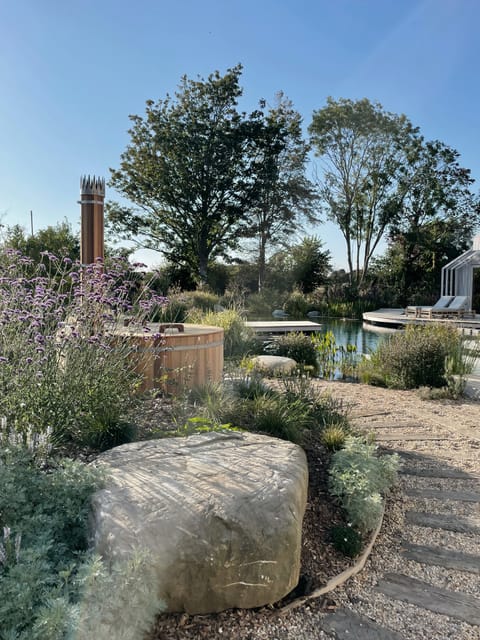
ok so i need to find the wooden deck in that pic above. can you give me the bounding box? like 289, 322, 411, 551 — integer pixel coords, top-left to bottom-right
245, 320, 322, 334
363, 308, 480, 335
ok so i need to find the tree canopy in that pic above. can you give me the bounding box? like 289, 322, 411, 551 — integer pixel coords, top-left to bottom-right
248, 94, 319, 291
1, 220, 80, 263
309, 97, 414, 291
382, 139, 480, 304
108, 65, 268, 286
309, 97, 480, 296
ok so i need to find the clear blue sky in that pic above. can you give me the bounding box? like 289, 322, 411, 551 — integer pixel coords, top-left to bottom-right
1, 0, 479, 269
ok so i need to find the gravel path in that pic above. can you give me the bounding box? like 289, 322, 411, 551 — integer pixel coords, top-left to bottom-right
150, 382, 480, 639
308, 381, 480, 640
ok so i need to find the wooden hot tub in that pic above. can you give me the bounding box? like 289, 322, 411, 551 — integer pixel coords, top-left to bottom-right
119, 323, 224, 393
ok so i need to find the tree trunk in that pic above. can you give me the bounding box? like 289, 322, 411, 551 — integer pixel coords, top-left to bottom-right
258, 233, 267, 292
197, 233, 209, 289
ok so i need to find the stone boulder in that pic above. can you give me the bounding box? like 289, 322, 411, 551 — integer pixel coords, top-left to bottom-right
250, 354, 297, 375
91, 431, 308, 615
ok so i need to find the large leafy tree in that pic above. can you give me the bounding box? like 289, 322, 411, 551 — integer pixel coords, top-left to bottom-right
108, 65, 264, 286
249, 94, 319, 291
309, 97, 414, 291
384, 139, 480, 304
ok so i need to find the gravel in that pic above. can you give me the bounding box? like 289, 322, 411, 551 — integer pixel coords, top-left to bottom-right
145, 381, 480, 639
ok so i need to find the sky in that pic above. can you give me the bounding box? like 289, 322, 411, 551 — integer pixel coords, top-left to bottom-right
1, 0, 479, 270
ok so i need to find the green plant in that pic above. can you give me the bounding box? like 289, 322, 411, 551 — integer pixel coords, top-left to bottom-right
249, 394, 311, 443
188, 308, 255, 358
245, 288, 288, 317
152, 297, 188, 323
312, 331, 359, 380
359, 324, 462, 389
329, 436, 400, 532
59, 551, 164, 640
322, 423, 349, 451
188, 381, 227, 420
0, 446, 104, 639
231, 373, 276, 400
266, 332, 318, 373
277, 373, 350, 431
169, 415, 242, 437
283, 288, 310, 318
331, 524, 363, 557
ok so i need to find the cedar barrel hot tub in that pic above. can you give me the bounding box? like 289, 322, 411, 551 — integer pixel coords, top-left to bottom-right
119, 323, 224, 393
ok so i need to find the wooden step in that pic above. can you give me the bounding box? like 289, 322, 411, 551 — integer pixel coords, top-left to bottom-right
322, 608, 402, 640
401, 541, 480, 574
405, 487, 480, 502
357, 422, 420, 429
400, 467, 479, 480
376, 573, 480, 625
373, 433, 446, 442
405, 510, 480, 534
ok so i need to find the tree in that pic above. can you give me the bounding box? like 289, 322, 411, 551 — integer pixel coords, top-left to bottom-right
309, 97, 414, 290
248, 94, 319, 291
385, 139, 480, 304
267, 236, 331, 293
108, 65, 264, 286
2, 219, 80, 262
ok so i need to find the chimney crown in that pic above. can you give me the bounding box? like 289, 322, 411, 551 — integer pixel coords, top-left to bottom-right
80, 175, 105, 197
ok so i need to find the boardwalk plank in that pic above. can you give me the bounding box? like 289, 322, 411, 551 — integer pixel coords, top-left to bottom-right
323, 608, 403, 640
401, 541, 480, 574
373, 433, 446, 441
406, 510, 480, 534
401, 467, 479, 480
376, 573, 480, 625
405, 487, 480, 502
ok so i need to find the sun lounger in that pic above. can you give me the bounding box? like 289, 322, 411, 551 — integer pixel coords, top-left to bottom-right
429, 295, 469, 318
405, 296, 454, 318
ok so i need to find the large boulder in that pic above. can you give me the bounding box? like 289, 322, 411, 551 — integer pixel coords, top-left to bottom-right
90, 431, 308, 615
250, 354, 297, 375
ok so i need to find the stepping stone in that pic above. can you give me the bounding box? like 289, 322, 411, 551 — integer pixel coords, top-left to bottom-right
323, 608, 402, 640
405, 487, 480, 502
376, 573, 480, 625
401, 541, 480, 574
400, 467, 479, 480
406, 510, 480, 534
374, 433, 446, 441
360, 422, 422, 429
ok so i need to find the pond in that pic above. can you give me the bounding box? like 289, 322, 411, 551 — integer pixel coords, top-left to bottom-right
252, 316, 392, 356
307, 317, 391, 356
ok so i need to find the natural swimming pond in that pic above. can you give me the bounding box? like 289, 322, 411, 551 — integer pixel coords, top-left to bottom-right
252, 316, 391, 356
307, 317, 390, 356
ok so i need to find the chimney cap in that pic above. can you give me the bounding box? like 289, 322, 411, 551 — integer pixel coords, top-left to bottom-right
80, 175, 105, 196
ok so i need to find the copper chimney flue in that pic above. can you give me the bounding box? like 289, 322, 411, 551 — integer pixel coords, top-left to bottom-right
79, 175, 105, 264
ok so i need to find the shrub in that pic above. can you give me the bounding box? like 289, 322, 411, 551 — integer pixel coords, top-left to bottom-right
359, 324, 462, 389
267, 332, 318, 373
329, 436, 400, 532
188, 308, 255, 358
0, 446, 103, 638
277, 373, 350, 430
249, 394, 312, 443
331, 524, 363, 557
245, 289, 284, 317
152, 297, 188, 323
231, 373, 277, 400
0, 249, 167, 452
283, 289, 310, 319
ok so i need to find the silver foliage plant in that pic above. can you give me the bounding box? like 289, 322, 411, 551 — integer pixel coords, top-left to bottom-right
329, 436, 400, 533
